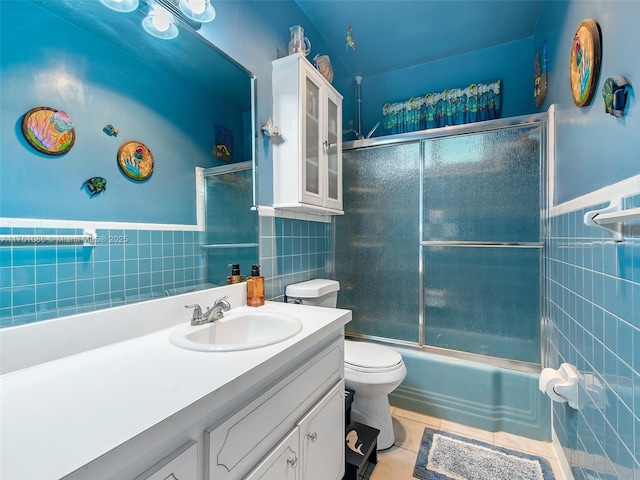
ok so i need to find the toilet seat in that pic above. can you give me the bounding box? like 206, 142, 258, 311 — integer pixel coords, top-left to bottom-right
344, 340, 404, 373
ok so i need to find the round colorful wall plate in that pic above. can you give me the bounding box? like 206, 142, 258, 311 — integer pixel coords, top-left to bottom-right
569, 19, 602, 107
21, 106, 76, 155
117, 140, 154, 181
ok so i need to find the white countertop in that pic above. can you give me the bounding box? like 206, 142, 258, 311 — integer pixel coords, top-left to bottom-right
0, 289, 351, 480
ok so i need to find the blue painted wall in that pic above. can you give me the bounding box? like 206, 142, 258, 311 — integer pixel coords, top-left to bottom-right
534, 0, 639, 203
350, 37, 537, 139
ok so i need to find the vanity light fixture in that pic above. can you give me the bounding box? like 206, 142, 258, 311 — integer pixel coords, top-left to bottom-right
178, 0, 215, 23
99, 0, 139, 13
142, 3, 179, 39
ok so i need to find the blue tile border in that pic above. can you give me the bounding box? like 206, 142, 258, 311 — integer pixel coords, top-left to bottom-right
0, 227, 205, 326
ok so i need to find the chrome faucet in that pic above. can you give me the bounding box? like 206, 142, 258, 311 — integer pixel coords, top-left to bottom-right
185, 296, 231, 326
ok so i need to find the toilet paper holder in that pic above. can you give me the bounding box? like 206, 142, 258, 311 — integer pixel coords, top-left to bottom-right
539, 363, 604, 410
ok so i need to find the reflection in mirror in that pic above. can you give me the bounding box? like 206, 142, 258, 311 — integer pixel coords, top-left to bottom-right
0, 0, 256, 327
202, 162, 258, 286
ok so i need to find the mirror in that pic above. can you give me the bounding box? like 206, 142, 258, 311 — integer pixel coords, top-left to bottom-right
0, 0, 256, 326
36, 0, 252, 115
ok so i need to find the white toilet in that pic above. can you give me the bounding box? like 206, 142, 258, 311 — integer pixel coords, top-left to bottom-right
285, 279, 407, 450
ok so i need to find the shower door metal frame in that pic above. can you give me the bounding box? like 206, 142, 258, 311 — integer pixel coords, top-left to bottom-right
343, 112, 548, 374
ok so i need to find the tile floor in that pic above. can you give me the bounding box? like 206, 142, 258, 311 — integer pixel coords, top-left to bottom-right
360, 406, 565, 480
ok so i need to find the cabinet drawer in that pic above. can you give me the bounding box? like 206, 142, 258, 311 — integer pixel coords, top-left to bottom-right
134, 440, 197, 480
205, 338, 343, 480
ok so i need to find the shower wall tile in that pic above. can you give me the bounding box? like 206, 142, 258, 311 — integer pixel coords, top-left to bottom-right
259, 215, 332, 301
544, 193, 640, 480
0, 226, 205, 327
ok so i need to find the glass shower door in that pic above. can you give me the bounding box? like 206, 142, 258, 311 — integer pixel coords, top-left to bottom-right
335, 142, 421, 342
421, 125, 542, 363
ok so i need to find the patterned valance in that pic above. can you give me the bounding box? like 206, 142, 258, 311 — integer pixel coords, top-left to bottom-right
382, 80, 501, 135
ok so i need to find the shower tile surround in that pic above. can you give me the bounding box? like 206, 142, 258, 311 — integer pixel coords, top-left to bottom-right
258, 208, 333, 301
544, 189, 640, 480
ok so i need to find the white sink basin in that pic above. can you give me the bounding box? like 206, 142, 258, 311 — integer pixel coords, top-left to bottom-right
169, 308, 303, 352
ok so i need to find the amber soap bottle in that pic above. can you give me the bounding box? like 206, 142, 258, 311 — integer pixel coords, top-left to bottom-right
246, 264, 265, 307
227, 263, 245, 285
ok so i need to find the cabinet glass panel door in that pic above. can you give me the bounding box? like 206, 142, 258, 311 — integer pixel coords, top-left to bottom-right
325, 91, 341, 209
304, 76, 321, 200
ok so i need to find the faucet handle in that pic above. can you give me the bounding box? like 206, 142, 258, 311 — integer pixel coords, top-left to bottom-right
185, 304, 203, 323
185, 304, 202, 313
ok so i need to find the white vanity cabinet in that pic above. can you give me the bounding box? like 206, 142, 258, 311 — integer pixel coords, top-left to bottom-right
245, 382, 345, 480
272, 53, 343, 214
205, 337, 345, 480
297, 382, 345, 480
245, 426, 300, 480
1, 287, 352, 480
134, 440, 198, 480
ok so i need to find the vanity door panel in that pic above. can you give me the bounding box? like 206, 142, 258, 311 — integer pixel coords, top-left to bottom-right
298, 381, 345, 480
244, 428, 300, 480
204, 337, 343, 480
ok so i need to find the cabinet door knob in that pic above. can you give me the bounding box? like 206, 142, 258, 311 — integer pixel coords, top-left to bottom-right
323, 140, 329, 152
287, 456, 298, 468
307, 432, 318, 442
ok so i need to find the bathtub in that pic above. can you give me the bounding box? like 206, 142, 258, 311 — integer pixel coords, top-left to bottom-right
389, 346, 551, 441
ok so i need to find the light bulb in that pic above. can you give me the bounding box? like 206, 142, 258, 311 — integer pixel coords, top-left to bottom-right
188, 0, 206, 15
179, 0, 215, 22
142, 5, 178, 39
151, 14, 170, 32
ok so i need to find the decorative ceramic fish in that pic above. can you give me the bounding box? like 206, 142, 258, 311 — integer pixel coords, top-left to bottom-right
602, 76, 630, 118
346, 429, 364, 455
346, 22, 355, 51
83, 177, 107, 196
103, 124, 119, 136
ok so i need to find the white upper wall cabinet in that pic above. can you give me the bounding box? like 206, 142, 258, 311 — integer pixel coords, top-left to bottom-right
272, 54, 343, 215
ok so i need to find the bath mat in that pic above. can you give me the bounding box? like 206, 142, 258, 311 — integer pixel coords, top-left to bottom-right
413, 428, 555, 480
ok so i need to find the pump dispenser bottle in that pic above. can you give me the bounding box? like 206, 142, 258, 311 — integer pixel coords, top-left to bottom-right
227, 264, 244, 285
246, 264, 265, 307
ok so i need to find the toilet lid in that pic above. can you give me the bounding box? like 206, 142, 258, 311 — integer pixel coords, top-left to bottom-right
344, 340, 403, 369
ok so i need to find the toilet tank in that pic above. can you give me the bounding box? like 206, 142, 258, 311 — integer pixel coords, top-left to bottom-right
285, 279, 340, 308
